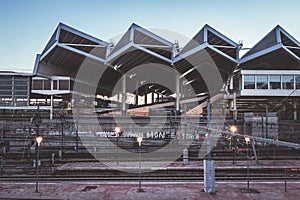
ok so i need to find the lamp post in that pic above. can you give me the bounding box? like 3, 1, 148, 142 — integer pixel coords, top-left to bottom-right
245, 137, 251, 191
35, 136, 43, 193
115, 126, 121, 165
230, 125, 237, 164
137, 136, 144, 193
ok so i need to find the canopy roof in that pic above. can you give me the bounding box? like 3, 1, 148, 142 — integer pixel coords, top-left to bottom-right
238, 25, 300, 70
33, 23, 300, 98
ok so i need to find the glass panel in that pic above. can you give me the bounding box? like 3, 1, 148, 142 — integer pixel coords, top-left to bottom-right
244, 75, 255, 89
256, 75, 268, 89
14, 85, 28, 90
0, 81, 12, 85
0, 85, 12, 90
44, 80, 51, 90
15, 91, 27, 95
296, 76, 300, 89
14, 80, 28, 85
59, 80, 69, 90
53, 80, 58, 90
282, 75, 294, 89
270, 75, 281, 89
32, 80, 43, 90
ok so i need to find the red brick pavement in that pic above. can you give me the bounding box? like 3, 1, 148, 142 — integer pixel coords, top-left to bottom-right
0, 181, 299, 200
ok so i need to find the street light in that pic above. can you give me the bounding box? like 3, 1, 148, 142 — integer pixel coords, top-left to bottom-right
137, 136, 144, 192
245, 137, 251, 191
35, 136, 43, 193
115, 126, 121, 165
230, 125, 237, 133
230, 125, 237, 164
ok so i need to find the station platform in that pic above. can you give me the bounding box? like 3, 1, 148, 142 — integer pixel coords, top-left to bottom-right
1, 160, 300, 199
0, 181, 299, 199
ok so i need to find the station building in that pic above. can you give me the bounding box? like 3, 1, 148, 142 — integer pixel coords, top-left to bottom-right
0, 23, 299, 122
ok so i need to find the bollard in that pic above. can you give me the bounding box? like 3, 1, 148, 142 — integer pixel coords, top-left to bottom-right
183, 148, 188, 165
204, 159, 215, 193
33, 159, 36, 168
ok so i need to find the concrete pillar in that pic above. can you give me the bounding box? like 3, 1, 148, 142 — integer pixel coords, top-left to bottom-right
176, 75, 180, 112
122, 76, 126, 116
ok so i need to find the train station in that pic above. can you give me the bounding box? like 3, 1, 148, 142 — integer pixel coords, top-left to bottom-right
0, 21, 300, 199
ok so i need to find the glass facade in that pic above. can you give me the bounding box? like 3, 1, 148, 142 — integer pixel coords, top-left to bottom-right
244, 75, 255, 89
256, 75, 268, 89
243, 74, 299, 91
0, 75, 29, 106
270, 75, 281, 89
282, 75, 294, 89
296, 76, 300, 89
59, 80, 69, 90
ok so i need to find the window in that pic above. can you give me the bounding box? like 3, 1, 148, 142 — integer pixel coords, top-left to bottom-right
296, 76, 300, 89
282, 75, 294, 89
44, 80, 51, 90
270, 75, 281, 89
256, 75, 268, 89
244, 75, 255, 89
59, 80, 69, 90
53, 80, 58, 90
32, 80, 43, 90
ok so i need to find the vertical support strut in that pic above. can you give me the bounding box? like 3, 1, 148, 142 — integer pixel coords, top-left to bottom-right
176, 75, 180, 113
122, 76, 126, 116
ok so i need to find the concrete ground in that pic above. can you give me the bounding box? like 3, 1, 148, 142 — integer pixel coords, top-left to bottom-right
0, 181, 299, 200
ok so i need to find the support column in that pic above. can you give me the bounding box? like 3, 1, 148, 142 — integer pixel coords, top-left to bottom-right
151, 92, 154, 104
204, 99, 215, 193
176, 75, 180, 113
122, 76, 126, 116
135, 82, 139, 106
294, 99, 297, 121
144, 88, 148, 105
233, 92, 237, 121
50, 95, 53, 119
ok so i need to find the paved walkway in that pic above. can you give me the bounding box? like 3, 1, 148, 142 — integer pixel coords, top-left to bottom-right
0, 181, 299, 200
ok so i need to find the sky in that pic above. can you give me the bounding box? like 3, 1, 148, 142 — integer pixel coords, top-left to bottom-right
0, 0, 299, 72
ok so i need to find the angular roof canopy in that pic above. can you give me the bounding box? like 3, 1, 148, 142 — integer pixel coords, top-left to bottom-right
239, 25, 300, 70
174, 24, 239, 95
34, 23, 241, 97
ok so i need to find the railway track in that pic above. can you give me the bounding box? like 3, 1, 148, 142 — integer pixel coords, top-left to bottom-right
1, 167, 300, 182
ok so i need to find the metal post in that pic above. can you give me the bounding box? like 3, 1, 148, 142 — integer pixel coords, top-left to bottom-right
60, 104, 65, 161
266, 105, 268, 139
117, 134, 119, 165
294, 99, 297, 121
75, 106, 79, 151
246, 141, 250, 191
207, 99, 211, 160
35, 142, 39, 192
284, 168, 287, 192
50, 95, 53, 120
233, 92, 237, 121
122, 76, 126, 116
175, 75, 180, 113
138, 144, 142, 191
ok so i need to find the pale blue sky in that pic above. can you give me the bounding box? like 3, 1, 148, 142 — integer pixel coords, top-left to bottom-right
0, 0, 299, 71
